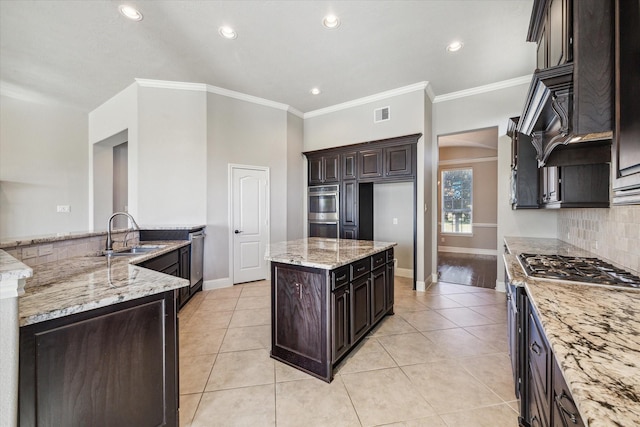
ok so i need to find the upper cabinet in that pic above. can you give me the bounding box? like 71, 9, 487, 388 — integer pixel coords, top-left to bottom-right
518, 0, 614, 166
304, 134, 420, 187
308, 153, 340, 185
612, 0, 640, 205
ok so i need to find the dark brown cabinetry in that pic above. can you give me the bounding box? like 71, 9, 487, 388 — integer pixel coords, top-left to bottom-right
515, 293, 586, 427
271, 248, 395, 382
520, 0, 614, 166
309, 154, 340, 185
305, 134, 420, 241
358, 149, 383, 179
508, 121, 541, 209
540, 163, 610, 208
19, 291, 179, 427
612, 0, 640, 205
342, 152, 358, 180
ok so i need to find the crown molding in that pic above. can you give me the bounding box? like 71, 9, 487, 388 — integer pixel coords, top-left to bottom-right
134, 78, 304, 118
425, 83, 436, 102
432, 75, 532, 103
304, 81, 430, 119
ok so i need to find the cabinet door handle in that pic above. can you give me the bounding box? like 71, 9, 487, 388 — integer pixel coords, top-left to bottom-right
336, 274, 347, 281
234, 230, 243, 234
530, 341, 542, 355
295, 282, 303, 299
556, 392, 578, 424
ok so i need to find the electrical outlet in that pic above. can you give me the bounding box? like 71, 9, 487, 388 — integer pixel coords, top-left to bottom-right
393, 218, 398, 225
441, 237, 445, 243
57, 205, 70, 213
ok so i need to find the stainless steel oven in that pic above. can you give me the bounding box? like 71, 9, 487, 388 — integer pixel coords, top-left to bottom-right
308, 185, 339, 221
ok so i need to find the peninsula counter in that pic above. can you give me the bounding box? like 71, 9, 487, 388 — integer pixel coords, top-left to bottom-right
265, 238, 396, 382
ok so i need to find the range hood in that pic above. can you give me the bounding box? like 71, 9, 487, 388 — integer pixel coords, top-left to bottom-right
517, 63, 613, 167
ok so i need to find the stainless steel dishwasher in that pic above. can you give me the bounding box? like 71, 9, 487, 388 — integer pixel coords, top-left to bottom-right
189, 230, 204, 288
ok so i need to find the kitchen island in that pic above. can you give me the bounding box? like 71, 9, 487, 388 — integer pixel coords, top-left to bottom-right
504, 237, 640, 427
6, 240, 190, 427
265, 238, 396, 382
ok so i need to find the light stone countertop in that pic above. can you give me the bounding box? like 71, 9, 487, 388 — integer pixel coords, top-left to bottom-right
17, 240, 190, 327
0, 250, 33, 281
265, 238, 396, 270
504, 236, 640, 426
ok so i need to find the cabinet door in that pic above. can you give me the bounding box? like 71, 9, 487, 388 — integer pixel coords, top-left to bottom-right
342, 181, 357, 227
612, 0, 640, 204
548, 0, 570, 67
19, 294, 177, 427
350, 275, 371, 343
342, 226, 358, 240
541, 166, 560, 204
179, 246, 190, 280
323, 154, 340, 183
528, 303, 551, 422
371, 266, 387, 324
384, 144, 413, 177
386, 261, 394, 309
358, 149, 383, 179
332, 286, 351, 362
308, 156, 324, 185
342, 152, 357, 180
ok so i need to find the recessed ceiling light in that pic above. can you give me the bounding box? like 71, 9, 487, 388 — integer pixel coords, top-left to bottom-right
310, 88, 321, 95
323, 14, 340, 29
118, 5, 143, 21
218, 26, 237, 40
446, 41, 464, 52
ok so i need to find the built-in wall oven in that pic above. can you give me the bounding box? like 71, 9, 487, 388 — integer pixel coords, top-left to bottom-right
308, 185, 339, 238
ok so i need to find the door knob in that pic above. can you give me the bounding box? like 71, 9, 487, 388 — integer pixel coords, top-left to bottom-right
234, 230, 243, 234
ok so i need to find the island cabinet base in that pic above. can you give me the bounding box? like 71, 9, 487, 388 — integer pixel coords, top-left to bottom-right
19, 291, 179, 427
270, 248, 395, 382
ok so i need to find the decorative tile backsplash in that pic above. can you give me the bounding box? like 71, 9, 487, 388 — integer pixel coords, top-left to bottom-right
558, 206, 640, 275
2, 231, 138, 267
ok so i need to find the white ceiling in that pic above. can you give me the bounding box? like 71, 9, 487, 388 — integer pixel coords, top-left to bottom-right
0, 0, 536, 113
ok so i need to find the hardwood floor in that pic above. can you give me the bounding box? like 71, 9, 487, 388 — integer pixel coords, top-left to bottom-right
437, 252, 497, 289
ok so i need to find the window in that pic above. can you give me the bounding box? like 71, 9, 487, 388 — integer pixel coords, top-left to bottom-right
441, 168, 473, 234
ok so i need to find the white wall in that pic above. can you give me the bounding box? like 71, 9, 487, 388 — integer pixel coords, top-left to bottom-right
303, 89, 429, 287
374, 182, 414, 273
432, 83, 558, 288
88, 83, 138, 230
206, 92, 289, 284
136, 87, 207, 225
0, 95, 89, 238
286, 112, 305, 240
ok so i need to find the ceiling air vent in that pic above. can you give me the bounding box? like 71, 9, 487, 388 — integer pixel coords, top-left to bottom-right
374, 106, 390, 123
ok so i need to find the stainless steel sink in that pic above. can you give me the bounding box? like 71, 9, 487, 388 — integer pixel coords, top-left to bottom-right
103, 245, 167, 257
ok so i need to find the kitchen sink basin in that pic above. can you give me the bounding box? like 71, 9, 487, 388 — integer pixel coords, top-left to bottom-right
103, 245, 167, 257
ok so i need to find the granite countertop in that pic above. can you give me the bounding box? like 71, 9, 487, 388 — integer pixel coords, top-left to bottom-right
265, 238, 396, 270
17, 240, 190, 327
504, 236, 640, 426
0, 250, 33, 281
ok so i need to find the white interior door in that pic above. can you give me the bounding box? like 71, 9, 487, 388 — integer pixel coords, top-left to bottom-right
232, 166, 269, 284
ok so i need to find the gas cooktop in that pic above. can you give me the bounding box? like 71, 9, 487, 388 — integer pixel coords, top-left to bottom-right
518, 253, 640, 289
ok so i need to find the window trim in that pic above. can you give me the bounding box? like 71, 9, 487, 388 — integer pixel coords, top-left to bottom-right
441, 167, 473, 235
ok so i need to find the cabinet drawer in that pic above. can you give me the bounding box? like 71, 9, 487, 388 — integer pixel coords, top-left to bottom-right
351, 258, 370, 280
332, 266, 350, 290
553, 358, 585, 427
139, 249, 179, 273
386, 248, 394, 263
529, 308, 550, 401
371, 252, 386, 270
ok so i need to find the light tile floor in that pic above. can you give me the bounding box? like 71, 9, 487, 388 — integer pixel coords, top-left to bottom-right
178, 277, 519, 427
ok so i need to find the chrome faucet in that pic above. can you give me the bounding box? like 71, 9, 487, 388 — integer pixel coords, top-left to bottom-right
105, 212, 140, 253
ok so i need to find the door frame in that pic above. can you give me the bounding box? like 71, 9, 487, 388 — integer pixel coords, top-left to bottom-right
227, 164, 271, 285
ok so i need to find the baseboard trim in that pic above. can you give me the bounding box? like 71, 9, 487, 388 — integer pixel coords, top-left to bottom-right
203, 278, 233, 291
495, 281, 506, 293
438, 246, 498, 256
396, 267, 413, 278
